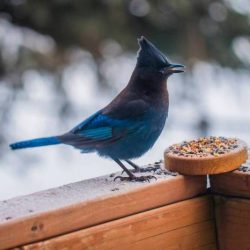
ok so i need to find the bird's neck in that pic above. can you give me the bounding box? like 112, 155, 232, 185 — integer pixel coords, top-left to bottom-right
127, 68, 168, 97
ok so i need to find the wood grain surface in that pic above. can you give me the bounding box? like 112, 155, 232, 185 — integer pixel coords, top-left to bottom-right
18, 196, 216, 250
214, 196, 250, 250
0, 170, 206, 249
210, 157, 250, 198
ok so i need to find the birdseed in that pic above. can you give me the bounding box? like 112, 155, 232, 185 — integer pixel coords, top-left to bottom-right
168, 136, 238, 157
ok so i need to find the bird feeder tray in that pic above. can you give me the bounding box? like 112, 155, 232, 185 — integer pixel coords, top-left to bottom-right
164, 137, 248, 175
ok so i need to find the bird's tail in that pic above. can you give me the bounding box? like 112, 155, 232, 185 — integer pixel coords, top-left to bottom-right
10, 136, 61, 150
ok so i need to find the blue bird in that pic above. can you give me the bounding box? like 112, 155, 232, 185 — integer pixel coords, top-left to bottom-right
10, 36, 184, 181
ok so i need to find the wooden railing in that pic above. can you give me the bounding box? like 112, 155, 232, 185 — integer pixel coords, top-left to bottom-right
0, 152, 249, 250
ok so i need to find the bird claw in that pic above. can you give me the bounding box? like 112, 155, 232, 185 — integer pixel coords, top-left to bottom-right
114, 175, 157, 182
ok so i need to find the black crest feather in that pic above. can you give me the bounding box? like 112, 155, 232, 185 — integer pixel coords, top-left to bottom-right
137, 36, 171, 68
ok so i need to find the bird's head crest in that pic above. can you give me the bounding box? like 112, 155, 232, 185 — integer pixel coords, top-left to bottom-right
136, 36, 184, 74
137, 36, 170, 68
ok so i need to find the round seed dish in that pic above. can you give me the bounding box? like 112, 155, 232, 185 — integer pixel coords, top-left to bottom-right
164, 136, 248, 175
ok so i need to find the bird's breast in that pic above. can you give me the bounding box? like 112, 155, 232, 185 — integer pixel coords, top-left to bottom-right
140, 106, 168, 141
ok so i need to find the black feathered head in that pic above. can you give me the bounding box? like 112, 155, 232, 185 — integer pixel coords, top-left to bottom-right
136, 36, 184, 74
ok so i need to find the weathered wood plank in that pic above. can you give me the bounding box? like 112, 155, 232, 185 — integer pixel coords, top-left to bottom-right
210, 169, 250, 198
0, 170, 206, 249
214, 196, 250, 250
19, 196, 215, 250
123, 221, 215, 250
210, 152, 250, 198
193, 244, 217, 250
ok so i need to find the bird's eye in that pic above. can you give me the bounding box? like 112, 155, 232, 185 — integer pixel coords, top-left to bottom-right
159, 69, 165, 74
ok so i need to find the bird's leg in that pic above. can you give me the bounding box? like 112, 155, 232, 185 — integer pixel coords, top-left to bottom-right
124, 160, 141, 172
113, 158, 134, 178
112, 158, 156, 182
125, 160, 161, 173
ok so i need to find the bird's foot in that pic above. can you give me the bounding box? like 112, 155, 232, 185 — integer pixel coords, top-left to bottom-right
114, 174, 157, 182
125, 160, 162, 173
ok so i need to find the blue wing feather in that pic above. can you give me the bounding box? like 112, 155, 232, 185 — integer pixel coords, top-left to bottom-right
66, 110, 123, 142
70, 110, 102, 134
80, 127, 112, 140
60, 108, 145, 151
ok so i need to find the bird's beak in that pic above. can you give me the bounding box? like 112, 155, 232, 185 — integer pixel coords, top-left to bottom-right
167, 63, 185, 74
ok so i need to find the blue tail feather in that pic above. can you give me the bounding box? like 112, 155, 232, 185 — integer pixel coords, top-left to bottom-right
10, 136, 60, 150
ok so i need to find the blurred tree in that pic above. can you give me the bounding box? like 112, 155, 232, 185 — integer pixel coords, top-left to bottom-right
0, 0, 250, 148
1, 0, 250, 74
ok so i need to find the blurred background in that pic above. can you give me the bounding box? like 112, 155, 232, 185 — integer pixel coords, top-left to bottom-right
0, 0, 250, 200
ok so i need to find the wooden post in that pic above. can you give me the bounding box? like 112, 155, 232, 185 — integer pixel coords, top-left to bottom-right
210, 155, 250, 250
213, 196, 250, 250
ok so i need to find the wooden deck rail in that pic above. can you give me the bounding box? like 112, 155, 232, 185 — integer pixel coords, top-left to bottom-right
0, 152, 249, 250
0, 167, 207, 249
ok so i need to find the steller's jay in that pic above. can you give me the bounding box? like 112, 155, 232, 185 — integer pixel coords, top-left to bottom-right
10, 36, 184, 182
